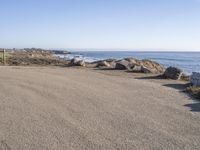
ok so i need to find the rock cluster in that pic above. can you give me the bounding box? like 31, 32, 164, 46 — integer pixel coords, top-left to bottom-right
93, 57, 165, 74
115, 60, 131, 70
95, 60, 111, 67
91, 59, 116, 68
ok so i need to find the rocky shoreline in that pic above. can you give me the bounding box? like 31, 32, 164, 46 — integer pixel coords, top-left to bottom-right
0, 49, 190, 78
1, 49, 191, 79
1, 49, 199, 99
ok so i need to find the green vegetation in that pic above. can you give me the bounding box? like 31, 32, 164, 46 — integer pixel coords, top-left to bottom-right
185, 86, 200, 100
0, 52, 11, 64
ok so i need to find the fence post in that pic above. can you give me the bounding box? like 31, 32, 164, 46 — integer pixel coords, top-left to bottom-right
3, 49, 5, 64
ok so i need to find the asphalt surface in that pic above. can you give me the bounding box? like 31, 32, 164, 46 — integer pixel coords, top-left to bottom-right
0, 66, 199, 150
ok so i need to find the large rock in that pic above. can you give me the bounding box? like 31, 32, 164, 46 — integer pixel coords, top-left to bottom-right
114, 58, 165, 74
140, 60, 166, 74
141, 66, 158, 74
104, 58, 117, 63
190, 72, 200, 86
129, 65, 142, 72
106, 59, 117, 68
120, 58, 165, 74
90, 57, 165, 74
164, 67, 183, 80
71, 57, 85, 67
96, 61, 111, 67
115, 60, 133, 70
124, 57, 137, 64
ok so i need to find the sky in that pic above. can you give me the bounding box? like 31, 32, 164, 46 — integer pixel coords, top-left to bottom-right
0, 0, 200, 51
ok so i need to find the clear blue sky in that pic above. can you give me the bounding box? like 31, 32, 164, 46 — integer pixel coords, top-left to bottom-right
1, 0, 200, 50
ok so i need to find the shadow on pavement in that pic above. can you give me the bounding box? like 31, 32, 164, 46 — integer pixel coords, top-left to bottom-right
184, 102, 200, 112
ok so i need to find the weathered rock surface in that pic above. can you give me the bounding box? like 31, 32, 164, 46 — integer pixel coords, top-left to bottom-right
124, 57, 137, 64
141, 66, 157, 74
91, 59, 116, 68
164, 67, 183, 80
96, 61, 111, 67
128, 65, 142, 72
140, 60, 166, 74
190, 72, 200, 86
180, 73, 190, 81
70, 57, 86, 67
114, 58, 165, 74
115, 60, 133, 70
6, 50, 166, 73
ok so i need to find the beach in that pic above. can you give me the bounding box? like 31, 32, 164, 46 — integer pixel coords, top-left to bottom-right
0, 66, 199, 150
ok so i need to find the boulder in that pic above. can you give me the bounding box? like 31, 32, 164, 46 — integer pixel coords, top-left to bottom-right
115, 60, 133, 70
71, 57, 85, 67
124, 57, 137, 64
190, 72, 200, 86
164, 67, 183, 80
104, 58, 117, 63
141, 66, 157, 74
141, 60, 166, 74
106, 59, 117, 68
96, 61, 111, 67
128, 65, 142, 72
114, 58, 165, 74
181, 73, 190, 81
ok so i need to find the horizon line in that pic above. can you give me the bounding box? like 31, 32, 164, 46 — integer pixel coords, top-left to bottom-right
2, 47, 200, 52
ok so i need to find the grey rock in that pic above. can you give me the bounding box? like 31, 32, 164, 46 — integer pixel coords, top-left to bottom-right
115, 60, 134, 70
190, 72, 200, 86
164, 67, 183, 80
141, 66, 157, 74
128, 65, 142, 72
124, 57, 137, 64
96, 61, 111, 67
71, 57, 86, 67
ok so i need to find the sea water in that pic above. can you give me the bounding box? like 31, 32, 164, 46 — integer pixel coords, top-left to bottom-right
58, 51, 200, 74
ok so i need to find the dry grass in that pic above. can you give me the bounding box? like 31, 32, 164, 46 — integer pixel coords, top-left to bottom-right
2, 51, 69, 66
0, 52, 11, 64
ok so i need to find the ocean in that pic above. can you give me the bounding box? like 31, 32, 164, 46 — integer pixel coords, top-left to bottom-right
57, 51, 200, 74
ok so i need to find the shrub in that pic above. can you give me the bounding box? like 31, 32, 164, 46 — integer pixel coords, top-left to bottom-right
185, 86, 200, 100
